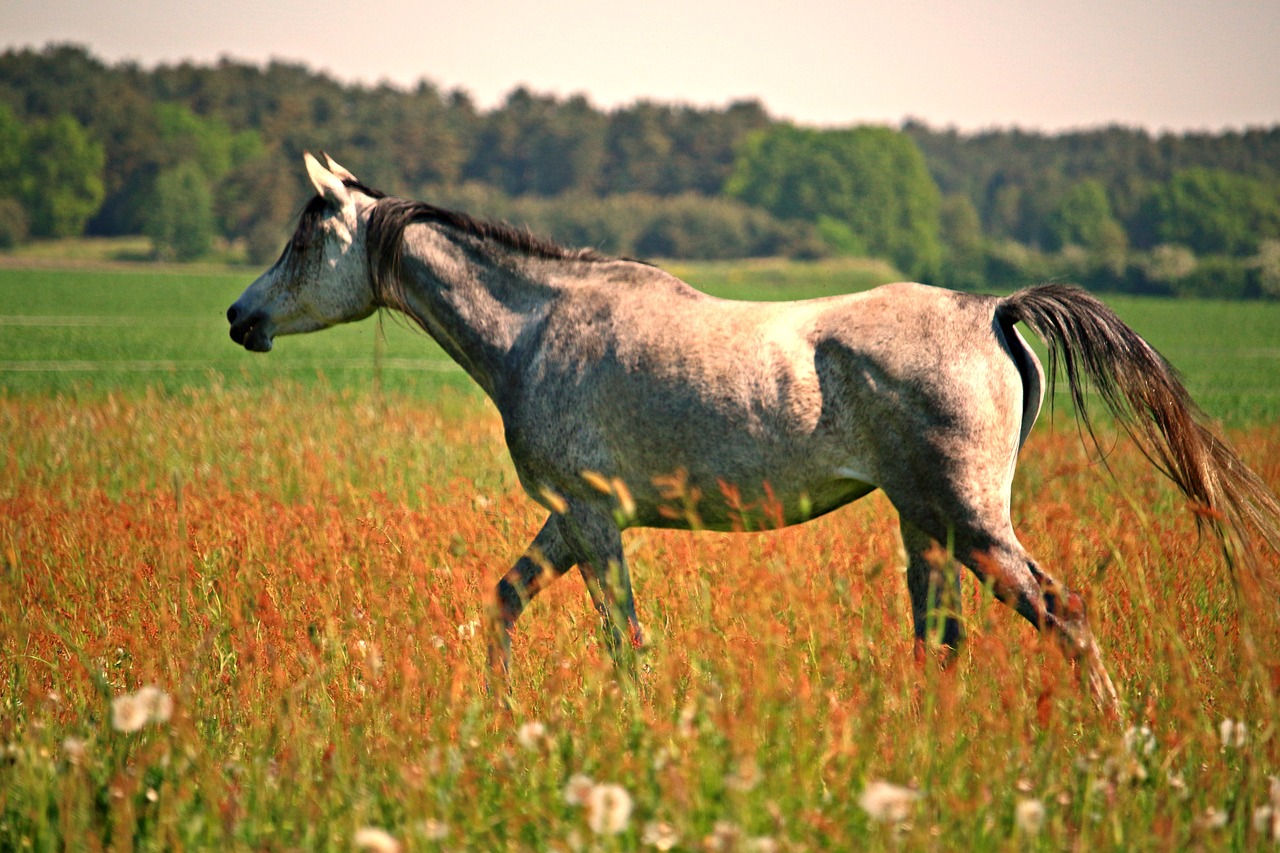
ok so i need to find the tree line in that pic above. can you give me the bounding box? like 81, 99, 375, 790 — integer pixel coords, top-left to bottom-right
2, 43, 1278, 297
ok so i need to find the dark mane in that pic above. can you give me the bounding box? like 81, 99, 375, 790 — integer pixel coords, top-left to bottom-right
369, 197, 606, 269
286, 179, 610, 312
367, 193, 611, 315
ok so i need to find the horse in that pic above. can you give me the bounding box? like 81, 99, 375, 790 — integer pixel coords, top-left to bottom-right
228, 152, 1280, 710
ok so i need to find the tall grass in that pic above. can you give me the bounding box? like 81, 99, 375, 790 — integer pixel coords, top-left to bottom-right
3, 384, 1279, 850
3, 261, 1279, 848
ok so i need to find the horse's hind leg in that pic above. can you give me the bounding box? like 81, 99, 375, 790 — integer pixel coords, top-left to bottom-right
889, 485, 1118, 708
901, 520, 964, 664
957, 530, 1119, 711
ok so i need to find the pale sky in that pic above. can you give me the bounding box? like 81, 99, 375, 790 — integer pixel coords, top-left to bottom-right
2, 0, 1278, 131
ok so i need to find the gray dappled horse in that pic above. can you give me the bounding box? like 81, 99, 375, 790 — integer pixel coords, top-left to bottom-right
228, 153, 1280, 709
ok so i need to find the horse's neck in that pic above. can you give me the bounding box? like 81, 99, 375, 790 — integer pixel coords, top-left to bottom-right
393, 225, 559, 399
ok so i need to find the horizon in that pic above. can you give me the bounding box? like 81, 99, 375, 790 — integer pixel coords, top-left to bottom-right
2, 0, 1277, 134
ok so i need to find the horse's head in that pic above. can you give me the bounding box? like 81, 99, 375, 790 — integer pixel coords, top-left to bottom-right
227, 152, 379, 352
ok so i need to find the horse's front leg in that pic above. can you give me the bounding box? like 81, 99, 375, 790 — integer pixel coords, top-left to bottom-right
488, 514, 577, 678
559, 504, 645, 675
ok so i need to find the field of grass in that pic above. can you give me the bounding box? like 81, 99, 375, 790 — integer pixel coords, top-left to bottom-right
1, 258, 1277, 421
2, 257, 1280, 850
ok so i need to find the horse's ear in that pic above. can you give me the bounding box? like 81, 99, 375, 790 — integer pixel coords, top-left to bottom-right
321, 152, 359, 184
304, 151, 350, 207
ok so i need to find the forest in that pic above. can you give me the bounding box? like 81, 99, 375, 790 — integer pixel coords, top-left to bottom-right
1, 43, 1278, 298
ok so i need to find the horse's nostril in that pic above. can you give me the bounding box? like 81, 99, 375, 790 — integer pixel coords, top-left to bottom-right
226, 306, 238, 324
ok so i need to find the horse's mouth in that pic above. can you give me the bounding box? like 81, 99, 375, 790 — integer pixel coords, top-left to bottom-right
228, 312, 274, 352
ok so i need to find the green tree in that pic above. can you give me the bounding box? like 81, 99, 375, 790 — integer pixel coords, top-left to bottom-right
218, 152, 299, 264
726, 124, 942, 278
1044, 180, 1125, 252
146, 162, 216, 260
0, 103, 22, 185
464, 88, 606, 196
603, 102, 678, 195
0, 104, 28, 247
666, 99, 772, 196
0, 197, 28, 248
1144, 168, 1280, 255
154, 102, 263, 183
938, 193, 985, 289
19, 114, 105, 237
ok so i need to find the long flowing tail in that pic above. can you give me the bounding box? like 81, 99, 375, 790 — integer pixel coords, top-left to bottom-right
997, 284, 1280, 580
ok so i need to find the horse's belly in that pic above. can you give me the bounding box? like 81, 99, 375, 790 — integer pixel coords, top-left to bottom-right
621, 444, 878, 532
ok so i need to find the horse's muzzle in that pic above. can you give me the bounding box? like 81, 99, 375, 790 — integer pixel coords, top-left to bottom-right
227, 305, 273, 352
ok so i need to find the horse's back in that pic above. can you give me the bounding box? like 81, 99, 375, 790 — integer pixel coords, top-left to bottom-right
505, 278, 1036, 529
809, 283, 1041, 533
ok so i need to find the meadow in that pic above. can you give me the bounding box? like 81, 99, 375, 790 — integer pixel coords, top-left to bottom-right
2, 258, 1280, 850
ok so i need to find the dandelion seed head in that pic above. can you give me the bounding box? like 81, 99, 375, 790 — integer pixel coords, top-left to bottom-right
1200, 806, 1228, 830
563, 772, 594, 806
112, 686, 173, 732
1123, 725, 1156, 757
138, 686, 173, 724
677, 701, 697, 738
1015, 798, 1046, 835
517, 720, 547, 751
61, 737, 87, 766
1219, 717, 1248, 750
1253, 806, 1277, 839
703, 822, 742, 851
641, 820, 680, 850
419, 818, 448, 841
111, 694, 149, 733
585, 783, 633, 835
354, 826, 401, 853
858, 780, 919, 823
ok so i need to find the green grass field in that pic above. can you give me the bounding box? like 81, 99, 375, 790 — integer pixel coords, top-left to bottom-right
2, 258, 1280, 850
2, 261, 1278, 423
